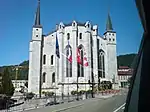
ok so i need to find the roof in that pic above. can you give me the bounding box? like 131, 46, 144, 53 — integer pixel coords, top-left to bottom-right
118, 69, 134, 76
119, 66, 130, 69
45, 21, 92, 37
33, 0, 42, 28
106, 13, 113, 31
64, 21, 86, 26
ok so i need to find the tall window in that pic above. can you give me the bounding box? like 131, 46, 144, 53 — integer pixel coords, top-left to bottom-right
67, 33, 70, 40
98, 50, 105, 78
79, 33, 82, 39
52, 72, 55, 83
43, 55, 46, 64
51, 55, 54, 65
43, 72, 46, 83
66, 45, 72, 77
77, 45, 84, 77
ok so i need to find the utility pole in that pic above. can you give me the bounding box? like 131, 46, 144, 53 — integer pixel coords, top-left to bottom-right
76, 68, 79, 100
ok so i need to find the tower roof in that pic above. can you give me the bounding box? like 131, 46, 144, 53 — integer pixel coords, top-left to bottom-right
106, 13, 113, 31
33, 0, 42, 28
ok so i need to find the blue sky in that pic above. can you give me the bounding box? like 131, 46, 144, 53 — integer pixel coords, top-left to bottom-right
0, 0, 143, 66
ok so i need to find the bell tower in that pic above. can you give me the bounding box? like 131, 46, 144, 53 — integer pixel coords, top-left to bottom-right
28, 0, 43, 96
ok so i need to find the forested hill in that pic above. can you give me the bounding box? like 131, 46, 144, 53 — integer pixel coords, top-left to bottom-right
117, 53, 137, 68
0, 53, 137, 80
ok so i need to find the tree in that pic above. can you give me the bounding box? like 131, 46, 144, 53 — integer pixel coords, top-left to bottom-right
0, 73, 3, 93
1, 68, 14, 97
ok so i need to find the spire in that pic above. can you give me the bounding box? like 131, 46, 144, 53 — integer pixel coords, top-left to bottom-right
34, 0, 41, 27
106, 13, 113, 31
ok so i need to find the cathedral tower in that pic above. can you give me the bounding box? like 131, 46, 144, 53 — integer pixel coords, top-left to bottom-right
28, 0, 43, 96
104, 13, 118, 87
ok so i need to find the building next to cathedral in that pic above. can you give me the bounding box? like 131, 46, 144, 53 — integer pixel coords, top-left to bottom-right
28, 0, 118, 96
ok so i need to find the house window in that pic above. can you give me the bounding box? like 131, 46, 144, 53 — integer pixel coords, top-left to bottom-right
87, 24, 90, 28
109, 38, 111, 41
36, 35, 38, 37
73, 22, 75, 26
98, 50, 105, 78
113, 38, 115, 41
77, 45, 84, 77
51, 55, 54, 65
36, 29, 38, 31
79, 33, 82, 39
43, 55, 46, 64
43, 72, 46, 83
66, 45, 72, 77
52, 72, 55, 83
67, 33, 70, 40
112, 34, 114, 36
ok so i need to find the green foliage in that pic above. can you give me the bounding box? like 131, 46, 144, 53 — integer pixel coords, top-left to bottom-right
86, 90, 92, 94
71, 90, 78, 95
25, 92, 35, 99
19, 61, 29, 66
0, 68, 14, 97
44, 91, 54, 97
117, 53, 137, 68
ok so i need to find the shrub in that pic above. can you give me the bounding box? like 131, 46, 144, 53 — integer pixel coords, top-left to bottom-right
86, 90, 92, 94
25, 92, 35, 99
71, 90, 78, 95
45, 92, 54, 97
42, 91, 45, 94
79, 90, 86, 95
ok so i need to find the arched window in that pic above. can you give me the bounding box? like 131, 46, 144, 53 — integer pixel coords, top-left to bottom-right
51, 55, 54, 65
43, 55, 46, 64
73, 22, 75, 26
43, 72, 46, 83
52, 72, 55, 83
66, 45, 72, 77
98, 50, 105, 78
77, 45, 84, 77
67, 33, 70, 40
79, 33, 82, 39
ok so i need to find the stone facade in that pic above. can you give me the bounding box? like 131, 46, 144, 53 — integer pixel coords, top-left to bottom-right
28, 1, 118, 95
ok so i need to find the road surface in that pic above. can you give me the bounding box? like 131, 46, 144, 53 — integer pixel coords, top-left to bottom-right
61, 94, 126, 112
25, 91, 127, 112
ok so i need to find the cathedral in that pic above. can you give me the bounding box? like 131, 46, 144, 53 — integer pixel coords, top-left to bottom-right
28, 0, 118, 96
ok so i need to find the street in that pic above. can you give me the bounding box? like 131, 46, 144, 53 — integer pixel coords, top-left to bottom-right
60, 94, 126, 112
25, 90, 127, 112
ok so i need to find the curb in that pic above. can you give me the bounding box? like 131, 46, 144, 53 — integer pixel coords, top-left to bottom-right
52, 103, 84, 112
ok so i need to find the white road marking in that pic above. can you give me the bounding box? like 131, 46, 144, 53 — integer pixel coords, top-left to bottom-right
113, 103, 126, 112
122, 107, 125, 110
